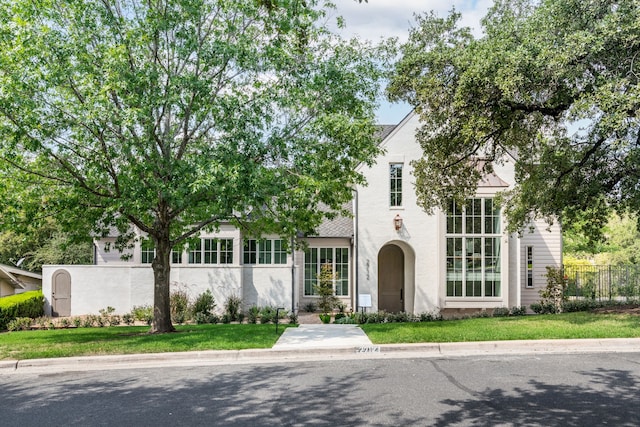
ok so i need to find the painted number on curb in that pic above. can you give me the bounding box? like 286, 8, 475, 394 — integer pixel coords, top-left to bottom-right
356, 346, 380, 353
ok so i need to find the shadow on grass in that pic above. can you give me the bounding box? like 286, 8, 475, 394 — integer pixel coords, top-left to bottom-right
0, 363, 426, 426
0, 324, 296, 359
433, 367, 640, 426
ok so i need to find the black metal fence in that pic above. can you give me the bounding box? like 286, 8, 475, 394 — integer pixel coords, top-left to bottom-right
564, 264, 640, 301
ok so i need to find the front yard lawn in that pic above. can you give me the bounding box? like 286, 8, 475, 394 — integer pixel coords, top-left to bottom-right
361, 312, 640, 344
0, 323, 293, 360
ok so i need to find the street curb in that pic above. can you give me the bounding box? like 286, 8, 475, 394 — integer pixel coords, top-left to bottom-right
2, 338, 639, 375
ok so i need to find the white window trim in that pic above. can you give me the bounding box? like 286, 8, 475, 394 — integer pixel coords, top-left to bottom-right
445, 198, 502, 299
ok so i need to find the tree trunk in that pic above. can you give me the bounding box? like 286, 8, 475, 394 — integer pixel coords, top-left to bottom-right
150, 232, 175, 333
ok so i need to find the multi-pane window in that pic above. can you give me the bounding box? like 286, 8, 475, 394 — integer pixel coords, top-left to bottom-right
243, 239, 287, 265
141, 240, 155, 264
526, 246, 534, 288
171, 249, 182, 264
446, 198, 501, 298
390, 163, 403, 207
220, 239, 233, 264
188, 238, 233, 264
304, 247, 349, 296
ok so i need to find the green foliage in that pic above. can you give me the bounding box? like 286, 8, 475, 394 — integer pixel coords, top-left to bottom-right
224, 295, 242, 322
132, 305, 154, 326
192, 290, 216, 318
540, 266, 569, 313
247, 306, 260, 324
0, 290, 44, 330
7, 317, 33, 331
0, 0, 386, 332
0, 220, 92, 272
388, 0, 640, 234
303, 302, 317, 312
288, 311, 298, 325
0, 324, 294, 360
259, 306, 276, 324
313, 263, 339, 314
170, 288, 191, 324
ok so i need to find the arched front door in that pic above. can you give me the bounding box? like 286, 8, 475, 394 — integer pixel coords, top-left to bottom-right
378, 244, 404, 312
52, 269, 71, 317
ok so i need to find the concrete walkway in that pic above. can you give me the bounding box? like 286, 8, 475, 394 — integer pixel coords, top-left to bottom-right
273, 324, 373, 350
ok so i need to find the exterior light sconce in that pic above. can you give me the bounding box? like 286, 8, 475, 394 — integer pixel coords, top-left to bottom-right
394, 214, 403, 231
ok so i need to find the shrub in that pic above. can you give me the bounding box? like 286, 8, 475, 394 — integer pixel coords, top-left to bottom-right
247, 306, 260, 324
540, 266, 568, 313
260, 306, 276, 324
0, 290, 44, 331
194, 312, 219, 324
334, 315, 357, 324
510, 306, 527, 316
170, 288, 191, 324
221, 313, 232, 324
72, 317, 82, 327
303, 302, 317, 313
122, 313, 135, 325
288, 311, 298, 325
493, 307, 511, 317
224, 295, 242, 322
192, 290, 216, 317
314, 264, 338, 314
7, 317, 33, 331
237, 312, 245, 323
132, 305, 153, 325
419, 311, 442, 322
98, 306, 121, 326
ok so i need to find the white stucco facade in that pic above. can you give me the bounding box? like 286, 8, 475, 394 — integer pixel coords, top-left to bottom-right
41, 112, 562, 317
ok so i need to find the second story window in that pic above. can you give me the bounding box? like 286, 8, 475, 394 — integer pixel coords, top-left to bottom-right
390, 163, 403, 207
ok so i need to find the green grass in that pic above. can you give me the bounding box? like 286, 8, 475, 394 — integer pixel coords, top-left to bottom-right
0, 323, 294, 360
361, 312, 640, 344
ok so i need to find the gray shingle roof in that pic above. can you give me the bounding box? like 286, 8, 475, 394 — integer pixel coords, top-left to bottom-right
310, 202, 354, 238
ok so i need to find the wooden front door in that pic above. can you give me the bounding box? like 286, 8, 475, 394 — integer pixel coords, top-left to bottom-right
52, 269, 71, 317
378, 245, 404, 312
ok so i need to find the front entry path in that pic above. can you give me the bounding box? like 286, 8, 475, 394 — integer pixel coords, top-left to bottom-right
273, 324, 373, 350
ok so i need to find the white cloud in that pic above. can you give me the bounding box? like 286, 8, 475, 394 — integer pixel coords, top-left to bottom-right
325, 0, 494, 123
329, 0, 493, 42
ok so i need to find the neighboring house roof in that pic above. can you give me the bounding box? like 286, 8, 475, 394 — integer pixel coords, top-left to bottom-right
0, 264, 42, 290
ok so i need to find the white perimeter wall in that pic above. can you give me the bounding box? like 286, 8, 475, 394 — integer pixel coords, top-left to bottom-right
42, 264, 293, 316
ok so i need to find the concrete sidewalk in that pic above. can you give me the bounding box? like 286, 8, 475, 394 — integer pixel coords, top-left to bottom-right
272, 324, 373, 350
1, 323, 639, 375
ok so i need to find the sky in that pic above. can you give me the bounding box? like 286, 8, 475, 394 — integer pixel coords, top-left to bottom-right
329, 0, 494, 124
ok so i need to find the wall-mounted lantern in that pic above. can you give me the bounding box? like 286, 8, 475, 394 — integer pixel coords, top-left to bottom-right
394, 214, 403, 231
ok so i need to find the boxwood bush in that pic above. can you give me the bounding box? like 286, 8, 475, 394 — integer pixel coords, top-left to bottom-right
0, 290, 44, 331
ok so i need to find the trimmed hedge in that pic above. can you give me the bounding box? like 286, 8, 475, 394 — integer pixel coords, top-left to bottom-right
0, 290, 44, 331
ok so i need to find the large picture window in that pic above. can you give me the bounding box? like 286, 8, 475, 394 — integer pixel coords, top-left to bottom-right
304, 247, 349, 296
446, 198, 501, 298
243, 239, 287, 265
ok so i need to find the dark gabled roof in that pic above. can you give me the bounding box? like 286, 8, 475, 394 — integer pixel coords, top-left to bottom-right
376, 124, 397, 142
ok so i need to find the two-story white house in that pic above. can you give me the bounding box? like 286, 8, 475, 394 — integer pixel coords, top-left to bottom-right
42, 112, 561, 317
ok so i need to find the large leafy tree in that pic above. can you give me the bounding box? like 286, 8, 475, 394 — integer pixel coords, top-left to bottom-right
388, 0, 640, 235
0, 0, 384, 332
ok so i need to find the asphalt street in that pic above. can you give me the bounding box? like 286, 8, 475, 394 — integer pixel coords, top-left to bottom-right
2, 352, 640, 426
